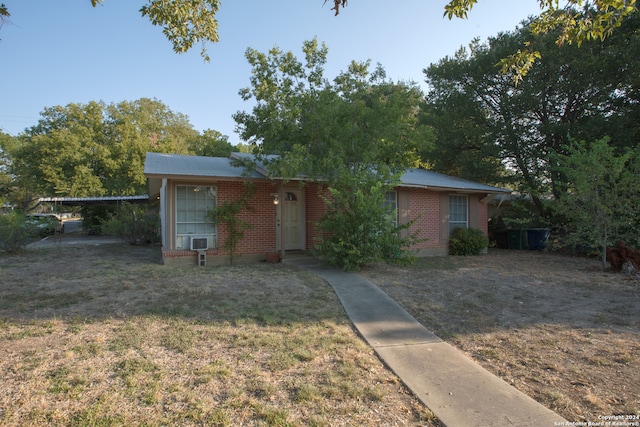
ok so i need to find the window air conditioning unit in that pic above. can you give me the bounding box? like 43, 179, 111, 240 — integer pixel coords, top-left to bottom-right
190, 236, 209, 250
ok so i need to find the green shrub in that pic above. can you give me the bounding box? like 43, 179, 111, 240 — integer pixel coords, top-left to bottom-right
449, 227, 488, 256
0, 212, 38, 253
100, 203, 160, 245
81, 206, 112, 235
314, 173, 423, 270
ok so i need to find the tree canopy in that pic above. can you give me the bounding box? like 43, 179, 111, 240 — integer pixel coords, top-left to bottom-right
188, 129, 235, 157
0, 133, 12, 207
234, 39, 432, 268
0, 98, 237, 209
331, 1, 637, 82
2, 1, 636, 66
423, 9, 640, 218
450, 1, 637, 82
234, 38, 433, 178
553, 138, 640, 267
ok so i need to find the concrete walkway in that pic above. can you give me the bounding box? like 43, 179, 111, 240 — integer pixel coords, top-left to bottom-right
284, 255, 567, 427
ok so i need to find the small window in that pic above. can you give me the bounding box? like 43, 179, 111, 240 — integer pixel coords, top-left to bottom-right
449, 194, 468, 234
285, 192, 297, 201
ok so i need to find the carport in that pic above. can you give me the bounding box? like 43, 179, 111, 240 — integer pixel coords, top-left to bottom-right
35, 195, 150, 209
33, 195, 152, 234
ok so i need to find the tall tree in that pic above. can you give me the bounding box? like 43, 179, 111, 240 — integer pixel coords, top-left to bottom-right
423, 11, 640, 217
1, 131, 47, 210
0, 132, 13, 206
235, 39, 432, 176
332, 0, 638, 82
234, 39, 432, 268
553, 138, 640, 267
188, 129, 235, 157
2, 98, 197, 202
442, 1, 638, 81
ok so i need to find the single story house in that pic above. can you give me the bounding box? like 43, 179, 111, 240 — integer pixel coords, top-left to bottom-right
144, 152, 511, 266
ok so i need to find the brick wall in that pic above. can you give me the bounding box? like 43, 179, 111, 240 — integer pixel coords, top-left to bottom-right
404, 188, 445, 251
162, 179, 492, 263
305, 183, 330, 250
162, 180, 278, 264
216, 181, 278, 255
476, 196, 489, 236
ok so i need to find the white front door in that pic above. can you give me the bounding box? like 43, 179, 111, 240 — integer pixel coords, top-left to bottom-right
277, 189, 305, 251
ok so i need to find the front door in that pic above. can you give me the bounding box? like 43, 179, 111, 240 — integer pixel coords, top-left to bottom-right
277, 189, 305, 251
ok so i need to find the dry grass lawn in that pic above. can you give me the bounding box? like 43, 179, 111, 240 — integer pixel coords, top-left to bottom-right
2, 241, 639, 426
0, 244, 437, 427
362, 249, 640, 423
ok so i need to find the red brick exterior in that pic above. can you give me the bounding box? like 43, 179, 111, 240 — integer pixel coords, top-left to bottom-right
300, 184, 491, 253
216, 181, 279, 256
404, 188, 444, 251
476, 198, 489, 236
161, 179, 492, 264
305, 183, 330, 250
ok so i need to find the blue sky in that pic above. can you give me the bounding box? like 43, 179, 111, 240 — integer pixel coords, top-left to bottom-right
1, 0, 542, 144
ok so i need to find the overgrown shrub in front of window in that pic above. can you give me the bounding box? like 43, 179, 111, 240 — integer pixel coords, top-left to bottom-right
449, 227, 488, 256
314, 171, 423, 271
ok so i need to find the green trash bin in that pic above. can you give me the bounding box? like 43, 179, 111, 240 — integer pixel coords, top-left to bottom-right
506, 229, 527, 249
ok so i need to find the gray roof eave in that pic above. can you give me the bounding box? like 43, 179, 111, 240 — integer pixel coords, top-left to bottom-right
144, 152, 511, 194
144, 152, 265, 180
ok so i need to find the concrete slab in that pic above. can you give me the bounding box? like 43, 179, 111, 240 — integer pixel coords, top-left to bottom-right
317, 268, 442, 346
376, 342, 564, 426
285, 255, 567, 427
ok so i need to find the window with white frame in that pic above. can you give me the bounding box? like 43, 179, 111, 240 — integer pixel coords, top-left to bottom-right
449, 194, 468, 234
176, 185, 217, 249
383, 191, 398, 227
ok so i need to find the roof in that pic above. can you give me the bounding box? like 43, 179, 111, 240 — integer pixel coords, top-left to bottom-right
144, 152, 265, 179
400, 169, 510, 194
144, 152, 511, 196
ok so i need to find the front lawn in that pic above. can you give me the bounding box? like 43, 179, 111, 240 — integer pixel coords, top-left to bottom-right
0, 245, 437, 426
363, 249, 640, 422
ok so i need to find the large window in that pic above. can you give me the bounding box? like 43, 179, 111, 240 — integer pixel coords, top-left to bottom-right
176, 185, 217, 249
449, 194, 468, 234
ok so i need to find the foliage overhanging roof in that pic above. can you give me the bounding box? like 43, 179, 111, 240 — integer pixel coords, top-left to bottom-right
144, 152, 510, 196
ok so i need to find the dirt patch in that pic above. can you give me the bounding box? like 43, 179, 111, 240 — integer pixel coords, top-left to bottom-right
362, 249, 640, 422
